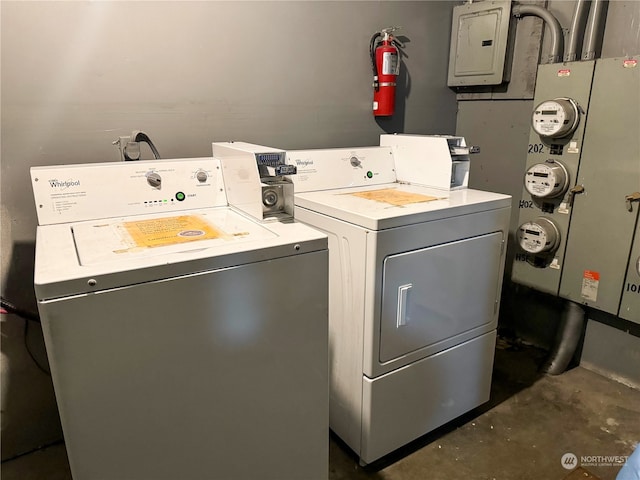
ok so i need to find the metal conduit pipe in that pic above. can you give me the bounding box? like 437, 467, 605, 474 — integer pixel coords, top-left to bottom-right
542, 301, 586, 375
565, 0, 591, 62
513, 4, 564, 64
583, 0, 606, 60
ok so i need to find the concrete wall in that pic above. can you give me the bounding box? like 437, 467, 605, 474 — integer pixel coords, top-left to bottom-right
456, 1, 640, 362
0, 0, 457, 459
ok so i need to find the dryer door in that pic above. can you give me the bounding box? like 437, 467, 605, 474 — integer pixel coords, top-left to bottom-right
379, 232, 503, 364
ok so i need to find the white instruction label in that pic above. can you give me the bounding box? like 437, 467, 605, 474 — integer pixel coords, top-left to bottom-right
382, 51, 399, 75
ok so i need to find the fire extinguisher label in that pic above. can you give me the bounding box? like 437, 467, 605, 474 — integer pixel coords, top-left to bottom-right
382, 52, 399, 75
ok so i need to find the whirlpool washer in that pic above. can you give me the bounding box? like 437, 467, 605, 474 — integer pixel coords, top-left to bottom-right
286, 145, 511, 465
31, 157, 328, 480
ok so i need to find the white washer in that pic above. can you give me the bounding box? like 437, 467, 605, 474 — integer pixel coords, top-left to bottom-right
286, 146, 511, 465
31, 158, 328, 480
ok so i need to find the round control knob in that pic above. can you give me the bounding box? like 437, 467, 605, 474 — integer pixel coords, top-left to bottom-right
531, 98, 580, 139
517, 217, 560, 254
524, 161, 569, 198
350, 156, 362, 167
196, 170, 208, 183
146, 172, 161, 189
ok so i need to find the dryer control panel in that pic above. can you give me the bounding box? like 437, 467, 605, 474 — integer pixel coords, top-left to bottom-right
285, 147, 396, 193
31, 158, 226, 225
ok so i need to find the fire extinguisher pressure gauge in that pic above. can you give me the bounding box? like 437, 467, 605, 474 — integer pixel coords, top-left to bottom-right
531, 98, 580, 139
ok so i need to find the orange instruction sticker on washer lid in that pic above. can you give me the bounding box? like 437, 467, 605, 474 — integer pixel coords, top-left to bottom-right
122, 215, 226, 249
348, 188, 442, 207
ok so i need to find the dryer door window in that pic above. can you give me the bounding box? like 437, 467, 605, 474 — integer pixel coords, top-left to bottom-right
379, 232, 503, 363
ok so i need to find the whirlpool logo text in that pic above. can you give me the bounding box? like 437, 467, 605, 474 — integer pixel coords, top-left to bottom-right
295, 160, 314, 167
48, 179, 81, 189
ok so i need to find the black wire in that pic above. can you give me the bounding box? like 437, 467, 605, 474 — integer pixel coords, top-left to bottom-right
132, 131, 161, 159
1, 297, 40, 322
1, 297, 51, 375
24, 318, 51, 375
370, 31, 381, 79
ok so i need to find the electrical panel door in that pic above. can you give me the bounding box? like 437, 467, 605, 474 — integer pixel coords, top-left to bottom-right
559, 57, 640, 314
511, 61, 595, 295
448, 0, 512, 86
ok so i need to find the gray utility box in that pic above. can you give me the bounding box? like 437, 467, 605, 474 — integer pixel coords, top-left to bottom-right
448, 0, 512, 87
559, 57, 640, 322
511, 61, 596, 296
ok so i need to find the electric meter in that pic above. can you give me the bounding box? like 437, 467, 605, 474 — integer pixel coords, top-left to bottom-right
517, 217, 560, 254
531, 98, 580, 138
524, 161, 569, 198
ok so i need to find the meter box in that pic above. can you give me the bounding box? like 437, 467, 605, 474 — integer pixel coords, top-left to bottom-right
558, 57, 640, 319
531, 98, 580, 139
511, 60, 596, 295
448, 0, 512, 87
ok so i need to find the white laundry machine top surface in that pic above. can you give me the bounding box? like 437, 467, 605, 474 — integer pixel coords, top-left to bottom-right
295, 183, 511, 230
286, 146, 510, 230
35, 207, 326, 299
71, 207, 278, 266
32, 158, 326, 299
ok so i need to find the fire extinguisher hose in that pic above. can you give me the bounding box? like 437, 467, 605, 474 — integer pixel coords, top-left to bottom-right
369, 31, 381, 87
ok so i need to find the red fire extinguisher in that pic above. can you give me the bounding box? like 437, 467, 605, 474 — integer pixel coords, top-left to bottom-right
370, 27, 402, 117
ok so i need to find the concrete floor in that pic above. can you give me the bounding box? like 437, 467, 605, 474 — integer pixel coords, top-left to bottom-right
2, 341, 639, 480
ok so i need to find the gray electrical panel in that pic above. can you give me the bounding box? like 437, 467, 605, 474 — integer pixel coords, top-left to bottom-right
448, 0, 512, 86
560, 57, 640, 319
511, 61, 596, 295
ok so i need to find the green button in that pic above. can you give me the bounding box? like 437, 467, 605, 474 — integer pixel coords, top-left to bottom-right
176, 192, 186, 201
367, 171, 373, 179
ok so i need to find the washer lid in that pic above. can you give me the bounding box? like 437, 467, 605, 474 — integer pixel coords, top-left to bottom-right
295, 183, 511, 230
34, 206, 327, 299
72, 208, 276, 266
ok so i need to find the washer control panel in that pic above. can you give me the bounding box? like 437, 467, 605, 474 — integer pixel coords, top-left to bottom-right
31, 158, 226, 225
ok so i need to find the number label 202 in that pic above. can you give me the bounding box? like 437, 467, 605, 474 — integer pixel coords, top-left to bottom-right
528, 143, 545, 154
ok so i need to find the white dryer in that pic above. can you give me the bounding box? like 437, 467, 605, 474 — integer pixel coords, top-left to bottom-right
286, 145, 511, 465
31, 158, 328, 480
